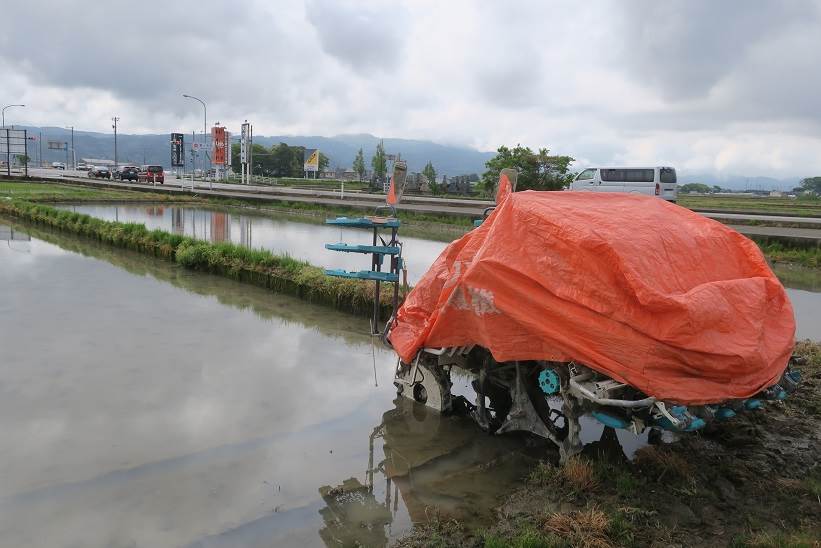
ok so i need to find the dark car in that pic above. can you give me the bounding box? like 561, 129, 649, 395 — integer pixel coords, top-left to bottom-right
89, 166, 111, 179
117, 166, 139, 181
138, 165, 164, 184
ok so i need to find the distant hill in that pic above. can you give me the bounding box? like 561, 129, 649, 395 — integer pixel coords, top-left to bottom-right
677, 171, 803, 192
13, 125, 806, 189
16, 126, 494, 175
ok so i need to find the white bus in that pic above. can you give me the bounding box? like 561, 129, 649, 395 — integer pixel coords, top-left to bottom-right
570, 166, 678, 202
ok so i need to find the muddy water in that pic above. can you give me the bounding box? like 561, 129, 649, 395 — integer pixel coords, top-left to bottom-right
60, 203, 821, 340
0, 222, 571, 548
59, 204, 448, 284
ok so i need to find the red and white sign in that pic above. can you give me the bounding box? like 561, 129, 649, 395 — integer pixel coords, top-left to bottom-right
211, 126, 226, 165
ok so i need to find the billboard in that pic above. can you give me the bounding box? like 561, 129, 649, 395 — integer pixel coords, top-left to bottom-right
171, 133, 185, 167
211, 126, 226, 165
304, 148, 319, 172
0, 129, 27, 154
47, 140, 67, 150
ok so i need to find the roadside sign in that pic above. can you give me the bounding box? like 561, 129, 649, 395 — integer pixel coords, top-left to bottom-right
47, 140, 67, 150
171, 132, 185, 167
211, 126, 226, 165
240, 123, 250, 163
304, 148, 319, 172
0, 129, 27, 154
225, 131, 232, 167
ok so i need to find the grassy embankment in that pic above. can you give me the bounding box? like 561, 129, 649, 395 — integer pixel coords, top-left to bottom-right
679, 194, 821, 218
399, 340, 821, 548
0, 181, 195, 203
0, 199, 393, 317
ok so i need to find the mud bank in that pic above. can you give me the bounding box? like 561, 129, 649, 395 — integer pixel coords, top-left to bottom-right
399, 340, 821, 547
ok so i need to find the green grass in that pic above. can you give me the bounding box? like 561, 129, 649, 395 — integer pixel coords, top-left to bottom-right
0, 199, 391, 317
758, 242, 821, 267
0, 180, 191, 203
679, 194, 821, 217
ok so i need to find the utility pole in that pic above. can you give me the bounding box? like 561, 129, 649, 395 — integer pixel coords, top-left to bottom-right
65, 126, 75, 169
38, 131, 42, 167
112, 117, 119, 168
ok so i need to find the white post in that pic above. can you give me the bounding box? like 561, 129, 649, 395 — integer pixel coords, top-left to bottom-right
341, 182, 344, 200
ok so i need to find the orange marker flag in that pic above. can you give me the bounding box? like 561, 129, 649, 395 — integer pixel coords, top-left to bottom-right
495, 172, 512, 204
387, 175, 397, 205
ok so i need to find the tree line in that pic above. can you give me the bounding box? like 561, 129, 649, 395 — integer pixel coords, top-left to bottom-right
230, 143, 328, 178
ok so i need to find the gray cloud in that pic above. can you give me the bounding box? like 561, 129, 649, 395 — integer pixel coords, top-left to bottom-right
1, 0, 820, 179
305, 0, 405, 73
615, 1, 815, 100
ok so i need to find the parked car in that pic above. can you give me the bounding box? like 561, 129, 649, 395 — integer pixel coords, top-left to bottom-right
76, 163, 90, 171
117, 166, 140, 182
52, 162, 66, 170
89, 166, 112, 179
138, 165, 164, 184
569, 166, 678, 202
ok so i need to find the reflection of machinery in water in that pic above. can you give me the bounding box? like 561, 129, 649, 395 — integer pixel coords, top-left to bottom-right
316, 397, 643, 547
323, 168, 803, 463
316, 477, 391, 548
316, 397, 546, 547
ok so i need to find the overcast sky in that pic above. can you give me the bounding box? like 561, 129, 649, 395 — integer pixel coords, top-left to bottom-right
2, 0, 819, 177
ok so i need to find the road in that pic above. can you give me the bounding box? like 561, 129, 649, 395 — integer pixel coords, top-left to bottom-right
11, 169, 821, 242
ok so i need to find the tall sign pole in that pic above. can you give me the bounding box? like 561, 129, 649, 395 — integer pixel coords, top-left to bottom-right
112, 117, 119, 169
240, 121, 250, 185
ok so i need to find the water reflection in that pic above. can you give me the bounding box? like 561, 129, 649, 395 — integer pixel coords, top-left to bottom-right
60, 204, 448, 284
314, 397, 668, 547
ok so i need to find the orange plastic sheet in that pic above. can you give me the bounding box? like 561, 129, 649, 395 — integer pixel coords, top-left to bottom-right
389, 191, 795, 404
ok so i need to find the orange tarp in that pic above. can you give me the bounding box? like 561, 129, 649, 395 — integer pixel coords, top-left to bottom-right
389, 191, 795, 404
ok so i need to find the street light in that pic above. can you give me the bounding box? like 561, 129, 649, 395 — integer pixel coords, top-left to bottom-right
2, 104, 25, 128
182, 94, 208, 187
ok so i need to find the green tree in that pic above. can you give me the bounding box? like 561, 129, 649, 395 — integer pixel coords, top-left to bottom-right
799, 176, 821, 194
711, 185, 722, 193
481, 145, 574, 195
319, 152, 330, 172
352, 148, 366, 181
422, 161, 439, 194
371, 140, 387, 182
679, 183, 712, 193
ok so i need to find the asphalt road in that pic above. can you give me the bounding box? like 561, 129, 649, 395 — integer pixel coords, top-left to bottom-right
13, 169, 821, 241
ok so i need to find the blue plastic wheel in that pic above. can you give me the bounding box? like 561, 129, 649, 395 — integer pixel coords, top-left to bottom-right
538, 369, 561, 395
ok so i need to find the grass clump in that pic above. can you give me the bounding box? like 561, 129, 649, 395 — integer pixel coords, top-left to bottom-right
541, 507, 613, 548
528, 457, 597, 496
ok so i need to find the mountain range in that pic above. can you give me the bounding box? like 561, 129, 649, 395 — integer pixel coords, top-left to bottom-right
14, 126, 494, 176
10, 126, 804, 190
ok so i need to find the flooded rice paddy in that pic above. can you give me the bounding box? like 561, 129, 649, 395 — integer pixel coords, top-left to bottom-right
2, 205, 820, 546
59, 204, 448, 285
60, 203, 821, 340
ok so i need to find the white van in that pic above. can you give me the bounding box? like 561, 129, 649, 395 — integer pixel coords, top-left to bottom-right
570, 166, 678, 202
